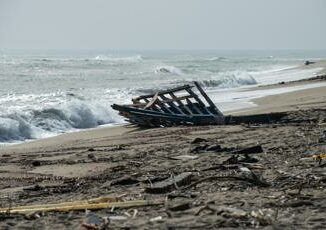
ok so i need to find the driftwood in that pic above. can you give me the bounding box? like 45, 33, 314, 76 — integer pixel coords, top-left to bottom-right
231, 145, 264, 155
145, 172, 193, 193
0, 196, 164, 214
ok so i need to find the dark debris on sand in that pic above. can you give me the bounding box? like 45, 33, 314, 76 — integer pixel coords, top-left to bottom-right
0, 108, 326, 229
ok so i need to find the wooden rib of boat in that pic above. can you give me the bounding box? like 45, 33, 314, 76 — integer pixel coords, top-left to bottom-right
112, 82, 225, 127
111, 81, 287, 127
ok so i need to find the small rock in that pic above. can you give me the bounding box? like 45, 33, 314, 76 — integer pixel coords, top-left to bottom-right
150, 216, 163, 222
31, 160, 41, 167
171, 155, 198, 160
82, 213, 104, 230
87, 153, 98, 162
224, 155, 239, 164
206, 144, 223, 152
239, 154, 259, 163
110, 176, 139, 186
190, 144, 209, 153
145, 172, 193, 194
168, 201, 191, 211
191, 137, 208, 144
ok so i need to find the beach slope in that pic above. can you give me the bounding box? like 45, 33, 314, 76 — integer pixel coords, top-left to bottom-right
1, 76, 326, 229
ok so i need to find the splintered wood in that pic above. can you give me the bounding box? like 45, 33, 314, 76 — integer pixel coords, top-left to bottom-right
112, 82, 225, 127
112, 81, 288, 127
0, 196, 164, 214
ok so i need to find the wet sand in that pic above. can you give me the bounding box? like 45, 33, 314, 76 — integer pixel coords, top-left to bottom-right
1, 72, 326, 229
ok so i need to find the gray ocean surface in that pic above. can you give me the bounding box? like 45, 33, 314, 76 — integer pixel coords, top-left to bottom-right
1, 50, 325, 143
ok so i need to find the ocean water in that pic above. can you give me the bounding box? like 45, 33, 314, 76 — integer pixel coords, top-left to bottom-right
0, 50, 325, 143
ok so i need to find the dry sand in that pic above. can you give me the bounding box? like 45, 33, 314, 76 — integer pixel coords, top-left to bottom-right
1, 64, 326, 229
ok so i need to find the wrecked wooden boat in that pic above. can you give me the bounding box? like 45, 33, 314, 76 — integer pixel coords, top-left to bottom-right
111, 81, 288, 127
112, 82, 225, 127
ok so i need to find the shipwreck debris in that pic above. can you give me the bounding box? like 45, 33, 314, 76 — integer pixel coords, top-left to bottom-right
231, 145, 264, 155
145, 172, 193, 194
112, 81, 288, 127
112, 82, 224, 127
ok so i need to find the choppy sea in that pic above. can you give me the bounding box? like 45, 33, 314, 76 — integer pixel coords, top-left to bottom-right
1, 50, 325, 143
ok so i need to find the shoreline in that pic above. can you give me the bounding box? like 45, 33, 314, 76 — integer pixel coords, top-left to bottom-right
1, 60, 325, 147
1, 65, 326, 228
2, 72, 326, 150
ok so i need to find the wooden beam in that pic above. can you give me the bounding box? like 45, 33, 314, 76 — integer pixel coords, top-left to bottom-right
169, 93, 193, 115
133, 85, 193, 101
155, 97, 174, 114
185, 89, 211, 114
159, 94, 184, 114
193, 81, 223, 116
145, 93, 159, 109
159, 95, 193, 104
186, 98, 202, 114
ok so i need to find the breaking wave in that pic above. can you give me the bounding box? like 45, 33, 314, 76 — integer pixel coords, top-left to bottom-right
136, 71, 257, 96
171, 71, 257, 89
154, 66, 183, 75
0, 99, 121, 142
200, 71, 257, 88
93, 55, 143, 62
208, 57, 228, 61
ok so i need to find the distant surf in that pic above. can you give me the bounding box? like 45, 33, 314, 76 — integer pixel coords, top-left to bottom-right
0, 50, 324, 143
154, 65, 183, 75
92, 55, 143, 62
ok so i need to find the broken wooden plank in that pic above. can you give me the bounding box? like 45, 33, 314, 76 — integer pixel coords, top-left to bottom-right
158, 94, 184, 114
185, 88, 212, 115
169, 92, 193, 115
133, 85, 194, 101
185, 88, 207, 108
0, 199, 165, 214
112, 82, 226, 127
159, 95, 194, 104
231, 145, 264, 155
144, 92, 159, 109
186, 98, 202, 114
145, 172, 193, 193
194, 81, 224, 116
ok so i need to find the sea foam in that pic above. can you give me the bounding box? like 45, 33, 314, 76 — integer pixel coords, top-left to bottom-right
93, 55, 143, 62
0, 99, 121, 142
154, 66, 183, 75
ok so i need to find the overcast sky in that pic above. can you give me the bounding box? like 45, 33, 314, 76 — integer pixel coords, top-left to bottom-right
0, 0, 325, 50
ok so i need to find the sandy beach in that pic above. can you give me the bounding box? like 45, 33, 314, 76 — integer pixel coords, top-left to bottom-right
1, 0, 326, 228
1, 69, 326, 228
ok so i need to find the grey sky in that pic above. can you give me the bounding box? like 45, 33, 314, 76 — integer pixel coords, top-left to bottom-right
0, 0, 325, 50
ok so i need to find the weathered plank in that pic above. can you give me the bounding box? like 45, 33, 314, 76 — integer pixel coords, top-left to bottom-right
145, 172, 193, 193
133, 85, 193, 101
159, 94, 184, 114
194, 81, 224, 116
144, 93, 159, 109
169, 92, 193, 115
186, 99, 202, 114
111, 81, 226, 127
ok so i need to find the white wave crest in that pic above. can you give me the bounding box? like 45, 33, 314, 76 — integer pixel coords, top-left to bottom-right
154, 66, 183, 75
171, 71, 257, 89
93, 55, 142, 62
208, 57, 227, 61
0, 99, 121, 142
0, 116, 33, 142
201, 71, 257, 88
